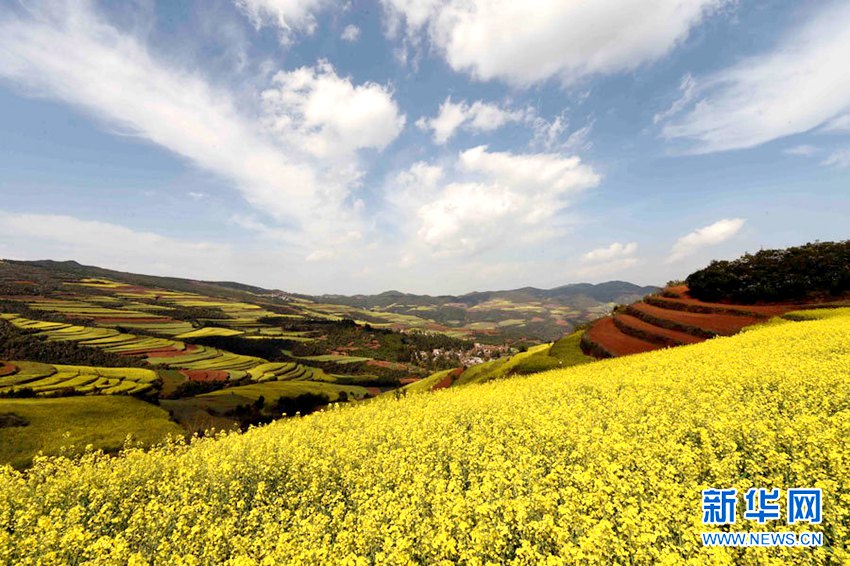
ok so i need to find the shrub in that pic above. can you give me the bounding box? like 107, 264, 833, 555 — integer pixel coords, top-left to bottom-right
273, 392, 331, 417
687, 240, 850, 303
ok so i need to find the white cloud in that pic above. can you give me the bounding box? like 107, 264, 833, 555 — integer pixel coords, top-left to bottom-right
660, 2, 850, 153
380, 0, 728, 86
530, 114, 567, 150
416, 97, 527, 144
530, 115, 595, 153
416, 99, 465, 143
392, 146, 600, 256
824, 114, 850, 133
234, 0, 327, 44
821, 148, 850, 169
575, 258, 640, 279
392, 161, 445, 204
457, 146, 598, 195
305, 249, 336, 262
783, 145, 818, 157
340, 24, 360, 42
416, 182, 520, 253
667, 218, 745, 263
0, 210, 232, 279
261, 60, 406, 159
582, 242, 638, 262
0, 2, 400, 256
653, 74, 696, 124
188, 192, 209, 200
0, 3, 312, 220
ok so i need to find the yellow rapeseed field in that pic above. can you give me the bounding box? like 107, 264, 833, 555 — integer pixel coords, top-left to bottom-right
1, 315, 848, 564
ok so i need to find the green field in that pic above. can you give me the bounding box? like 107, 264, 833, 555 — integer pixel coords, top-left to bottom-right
282, 351, 373, 364
0, 361, 158, 396
511, 330, 594, 375
0, 396, 182, 468
201, 380, 371, 405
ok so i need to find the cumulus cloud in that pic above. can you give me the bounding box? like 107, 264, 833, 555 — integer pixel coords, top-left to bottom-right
380, 0, 728, 86
415, 97, 528, 144
660, 2, 850, 153
340, 24, 360, 42
261, 60, 406, 159
234, 0, 327, 44
667, 218, 745, 263
392, 146, 600, 256
582, 242, 638, 262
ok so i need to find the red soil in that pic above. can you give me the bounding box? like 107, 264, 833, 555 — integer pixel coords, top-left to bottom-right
142, 346, 199, 358
0, 362, 17, 377
661, 286, 824, 316
628, 302, 763, 336
431, 375, 454, 390
614, 314, 703, 346
650, 295, 789, 317
431, 368, 463, 391
179, 369, 228, 382
365, 387, 382, 397
585, 317, 659, 357
584, 285, 845, 360
398, 377, 421, 385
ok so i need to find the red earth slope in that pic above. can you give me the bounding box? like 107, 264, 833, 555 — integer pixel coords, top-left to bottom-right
581, 286, 838, 359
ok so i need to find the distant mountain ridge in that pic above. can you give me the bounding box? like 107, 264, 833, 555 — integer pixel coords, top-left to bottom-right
312, 281, 660, 309
1, 258, 660, 342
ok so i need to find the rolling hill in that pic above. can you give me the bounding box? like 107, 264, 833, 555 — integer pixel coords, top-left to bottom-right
308, 280, 660, 342
0, 257, 656, 462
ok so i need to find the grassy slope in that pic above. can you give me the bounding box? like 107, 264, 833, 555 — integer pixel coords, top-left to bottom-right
0, 396, 182, 468
201, 381, 371, 404
451, 330, 593, 388
397, 330, 593, 394
1, 313, 847, 563
401, 368, 458, 394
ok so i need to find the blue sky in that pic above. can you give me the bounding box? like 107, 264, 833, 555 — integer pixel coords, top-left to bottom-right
0, 0, 848, 294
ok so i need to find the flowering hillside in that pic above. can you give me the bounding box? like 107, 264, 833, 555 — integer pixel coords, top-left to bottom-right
1, 313, 848, 564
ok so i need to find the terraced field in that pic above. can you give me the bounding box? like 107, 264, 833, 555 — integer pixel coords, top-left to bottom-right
16, 296, 196, 335
0, 360, 157, 396
582, 285, 846, 358
69, 278, 304, 334
0, 313, 263, 378
1, 313, 376, 390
